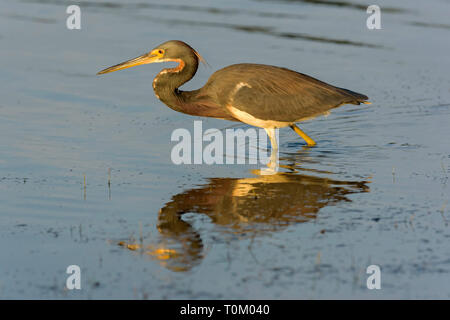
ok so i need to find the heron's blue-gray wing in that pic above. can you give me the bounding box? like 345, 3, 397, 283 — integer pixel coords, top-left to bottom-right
208, 64, 368, 123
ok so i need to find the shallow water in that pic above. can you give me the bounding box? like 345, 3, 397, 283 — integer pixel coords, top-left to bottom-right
0, 0, 449, 299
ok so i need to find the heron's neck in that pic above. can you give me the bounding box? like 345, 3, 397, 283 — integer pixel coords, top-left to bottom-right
152, 55, 199, 113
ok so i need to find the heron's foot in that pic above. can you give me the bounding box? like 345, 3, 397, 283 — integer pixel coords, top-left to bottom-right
259, 167, 277, 175
259, 149, 279, 175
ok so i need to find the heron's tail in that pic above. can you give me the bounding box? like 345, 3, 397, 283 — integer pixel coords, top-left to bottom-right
336, 87, 370, 105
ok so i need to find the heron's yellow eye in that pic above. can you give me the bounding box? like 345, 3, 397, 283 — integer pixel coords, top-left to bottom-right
150, 49, 165, 58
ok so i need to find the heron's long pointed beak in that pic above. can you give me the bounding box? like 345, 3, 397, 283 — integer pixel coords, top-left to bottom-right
97, 53, 159, 75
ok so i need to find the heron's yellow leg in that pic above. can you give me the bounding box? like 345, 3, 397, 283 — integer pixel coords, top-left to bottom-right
290, 124, 316, 146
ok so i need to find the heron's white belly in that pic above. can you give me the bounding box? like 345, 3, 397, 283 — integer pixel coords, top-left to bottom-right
227, 105, 291, 129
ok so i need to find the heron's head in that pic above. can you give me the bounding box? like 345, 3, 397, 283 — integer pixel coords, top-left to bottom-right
97, 40, 205, 75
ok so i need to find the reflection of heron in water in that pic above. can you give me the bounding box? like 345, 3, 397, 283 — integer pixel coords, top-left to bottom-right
119, 172, 369, 272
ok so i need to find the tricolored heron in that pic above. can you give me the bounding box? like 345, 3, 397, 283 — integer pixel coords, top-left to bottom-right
98, 40, 370, 152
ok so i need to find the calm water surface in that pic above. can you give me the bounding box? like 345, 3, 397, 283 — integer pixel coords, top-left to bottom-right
0, 0, 449, 298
